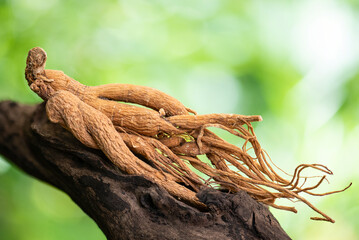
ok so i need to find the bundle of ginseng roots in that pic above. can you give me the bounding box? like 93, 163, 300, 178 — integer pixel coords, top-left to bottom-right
25, 47, 350, 223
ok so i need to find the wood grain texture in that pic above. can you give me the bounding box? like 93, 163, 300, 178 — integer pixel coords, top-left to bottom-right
0, 100, 291, 240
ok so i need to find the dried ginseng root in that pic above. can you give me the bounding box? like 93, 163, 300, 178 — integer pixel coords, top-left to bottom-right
25, 47, 351, 223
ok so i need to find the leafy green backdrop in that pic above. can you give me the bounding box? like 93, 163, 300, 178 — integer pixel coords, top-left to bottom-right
0, 0, 358, 239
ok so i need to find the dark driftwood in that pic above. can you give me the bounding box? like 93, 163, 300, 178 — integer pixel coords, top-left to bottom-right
0, 100, 291, 240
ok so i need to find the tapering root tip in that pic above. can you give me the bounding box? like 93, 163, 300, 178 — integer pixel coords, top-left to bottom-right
310, 217, 335, 223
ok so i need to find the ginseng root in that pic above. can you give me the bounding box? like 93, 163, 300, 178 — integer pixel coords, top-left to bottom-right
25, 47, 351, 223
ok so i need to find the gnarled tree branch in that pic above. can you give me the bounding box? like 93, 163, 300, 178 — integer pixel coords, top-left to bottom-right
0, 100, 291, 240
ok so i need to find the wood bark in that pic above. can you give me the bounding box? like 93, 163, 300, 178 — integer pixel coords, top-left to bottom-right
0, 100, 291, 240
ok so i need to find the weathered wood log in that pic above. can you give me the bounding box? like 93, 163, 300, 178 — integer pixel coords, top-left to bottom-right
0, 100, 291, 240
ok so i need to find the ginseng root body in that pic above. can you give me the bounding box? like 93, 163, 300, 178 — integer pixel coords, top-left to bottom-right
25, 47, 351, 223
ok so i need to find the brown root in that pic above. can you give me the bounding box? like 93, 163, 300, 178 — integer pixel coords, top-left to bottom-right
46, 91, 204, 207
25, 47, 351, 223
89, 83, 190, 116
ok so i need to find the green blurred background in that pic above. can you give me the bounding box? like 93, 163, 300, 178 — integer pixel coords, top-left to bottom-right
0, 0, 358, 239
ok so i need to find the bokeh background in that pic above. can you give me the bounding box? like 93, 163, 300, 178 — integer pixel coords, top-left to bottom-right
0, 0, 358, 239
